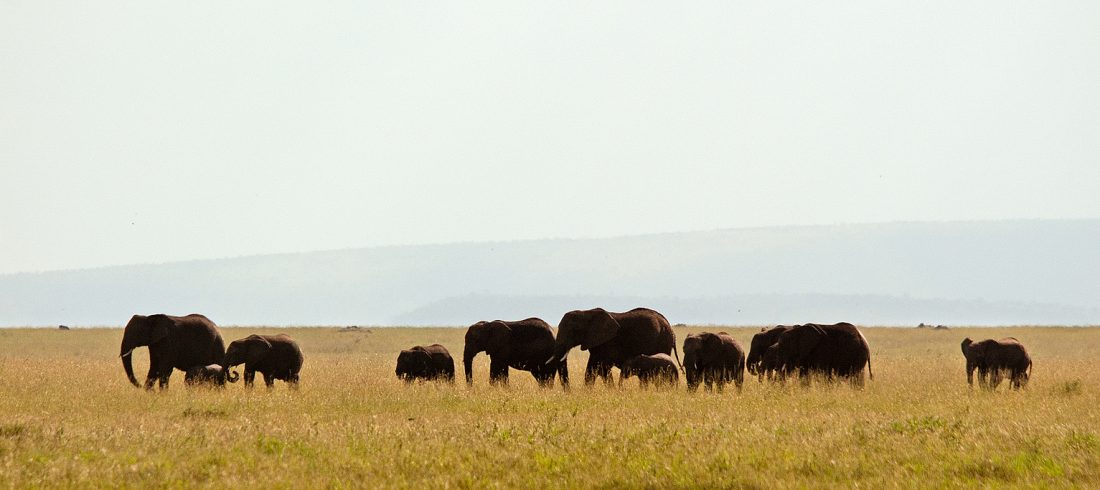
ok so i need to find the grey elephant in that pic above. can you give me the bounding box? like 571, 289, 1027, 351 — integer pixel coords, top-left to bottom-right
222, 334, 304, 389
463, 318, 565, 387
396, 344, 455, 383
758, 323, 873, 386
683, 332, 746, 392
119, 314, 226, 390
746, 325, 794, 381
961, 337, 1032, 390
620, 353, 680, 388
549, 307, 680, 388
185, 364, 231, 387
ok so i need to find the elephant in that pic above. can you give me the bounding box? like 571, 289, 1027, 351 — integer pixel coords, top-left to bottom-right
549, 307, 681, 388
620, 354, 680, 388
961, 337, 1032, 390
396, 344, 455, 383
761, 323, 873, 386
119, 313, 226, 390
463, 318, 566, 387
222, 334, 304, 389
683, 332, 746, 392
746, 325, 794, 380
185, 364, 231, 387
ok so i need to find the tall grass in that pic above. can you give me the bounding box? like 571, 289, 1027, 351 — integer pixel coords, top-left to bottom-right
1, 326, 1097, 487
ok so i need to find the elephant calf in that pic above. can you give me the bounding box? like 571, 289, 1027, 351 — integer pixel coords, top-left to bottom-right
184, 364, 230, 387
396, 344, 455, 383
962, 337, 1032, 390
223, 334, 304, 389
621, 354, 680, 388
683, 332, 746, 392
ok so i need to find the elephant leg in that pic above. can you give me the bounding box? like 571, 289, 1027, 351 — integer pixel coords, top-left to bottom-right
488, 360, 509, 386
262, 372, 275, 388
244, 369, 256, 387
599, 363, 614, 387
143, 364, 158, 390
554, 358, 569, 390
288, 372, 300, 389
989, 369, 1003, 390
584, 358, 600, 386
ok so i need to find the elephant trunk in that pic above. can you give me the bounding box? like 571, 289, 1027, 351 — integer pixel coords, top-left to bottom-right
683, 353, 699, 390
222, 359, 240, 383
120, 349, 139, 387
463, 348, 477, 385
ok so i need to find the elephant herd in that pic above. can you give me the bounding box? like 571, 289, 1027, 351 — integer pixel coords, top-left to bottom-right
117, 309, 1033, 392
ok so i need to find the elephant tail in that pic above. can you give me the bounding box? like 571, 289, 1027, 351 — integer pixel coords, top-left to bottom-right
672, 343, 685, 374
866, 356, 874, 381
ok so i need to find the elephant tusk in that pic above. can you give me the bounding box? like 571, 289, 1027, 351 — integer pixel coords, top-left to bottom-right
120, 348, 135, 358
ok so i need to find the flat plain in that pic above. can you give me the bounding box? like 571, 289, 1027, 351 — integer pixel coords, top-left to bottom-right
1, 326, 1098, 488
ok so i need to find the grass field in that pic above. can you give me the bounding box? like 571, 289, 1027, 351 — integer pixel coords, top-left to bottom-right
1, 326, 1098, 488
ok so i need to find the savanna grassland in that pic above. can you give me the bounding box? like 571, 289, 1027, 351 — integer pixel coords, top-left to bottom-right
1, 326, 1098, 488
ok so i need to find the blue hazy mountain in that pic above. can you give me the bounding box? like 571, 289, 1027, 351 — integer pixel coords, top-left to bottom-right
1, 220, 1096, 326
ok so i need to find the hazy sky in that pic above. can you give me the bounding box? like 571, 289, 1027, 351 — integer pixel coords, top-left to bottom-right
2, 2, 1098, 274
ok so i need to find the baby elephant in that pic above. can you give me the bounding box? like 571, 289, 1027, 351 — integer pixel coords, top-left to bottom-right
396, 344, 455, 383
961, 337, 1032, 390
620, 353, 680, 388
184, 364, 231, 387
683, 332, 746, 392
223, 334, 304, 389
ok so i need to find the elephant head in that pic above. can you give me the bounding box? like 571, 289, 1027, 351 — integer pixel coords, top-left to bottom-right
682, 333, 716, 390
463, 321, 512, 385
119, 314, 171, 387
551, 308, 621, 363
396, 348, 429, 382
746, 326, 790, 377
222, 335, 271, 383
961, 337, 985, 387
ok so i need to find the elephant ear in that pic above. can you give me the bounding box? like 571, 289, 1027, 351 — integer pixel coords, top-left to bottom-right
581, 309, 621, 350
484, 321, 512, 356
682, 334, 701, 355
790, 324, 827, 362
243, 335, 272, 364
147, 315, 172, 345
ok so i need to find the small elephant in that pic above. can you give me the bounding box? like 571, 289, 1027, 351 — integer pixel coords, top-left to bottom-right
222, 334, 304, 389
463, 318, 565, 387
961, 337, 1032, 390
746, 325, 794, 380
396, 344, 455, 383
184, 364, 230, 387
620, 353, 680, 388
683, 332, 746, 392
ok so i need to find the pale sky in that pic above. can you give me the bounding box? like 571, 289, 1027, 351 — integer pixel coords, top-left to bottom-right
2, 2, 1098, 274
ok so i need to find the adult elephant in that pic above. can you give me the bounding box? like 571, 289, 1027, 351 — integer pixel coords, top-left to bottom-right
683, 332, 745, 392
746, 325, 794, 381
119, 313, 226, 390
549, 307, 680, 387
222, 334, 304, 389
961, 337, 1031, 390
764, 323, 873, 386
463, 318, 566, 387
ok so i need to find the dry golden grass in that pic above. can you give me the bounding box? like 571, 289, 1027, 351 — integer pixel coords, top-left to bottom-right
1, 326, 1098, 488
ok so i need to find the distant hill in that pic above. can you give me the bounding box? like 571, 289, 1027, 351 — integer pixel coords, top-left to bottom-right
1, 220, 1097, 326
